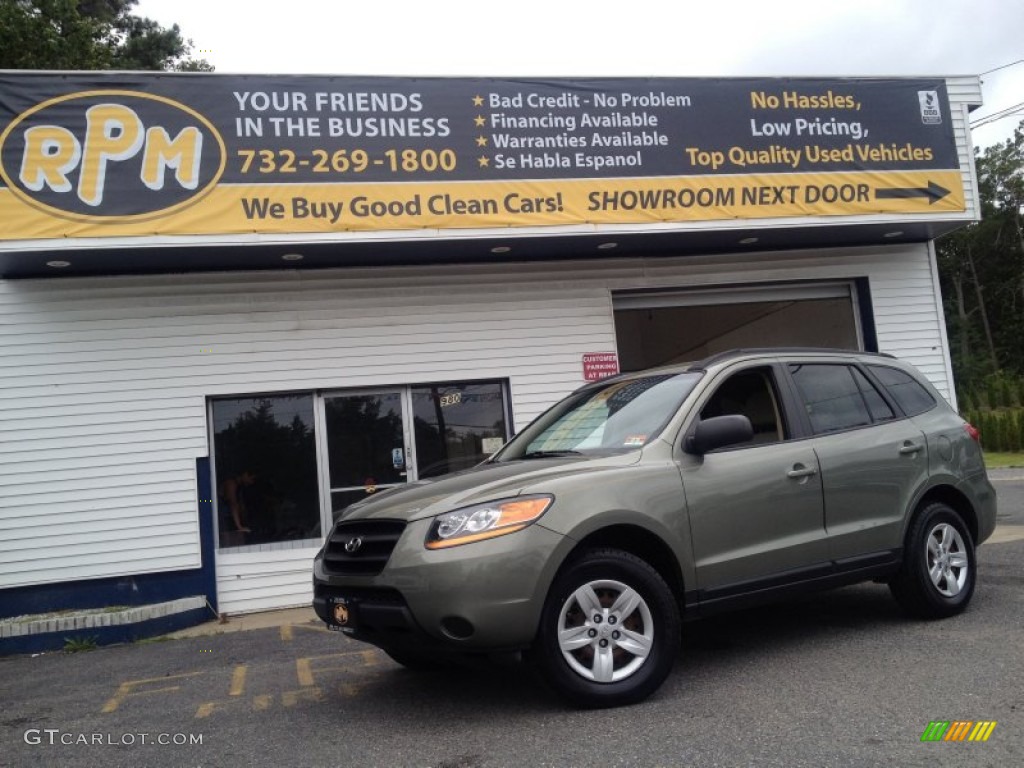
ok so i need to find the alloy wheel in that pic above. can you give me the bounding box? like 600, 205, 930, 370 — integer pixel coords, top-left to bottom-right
926, 522, 969, 598
556, 579, 654, 683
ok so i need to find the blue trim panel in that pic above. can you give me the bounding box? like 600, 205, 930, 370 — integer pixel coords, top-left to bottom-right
0, 607, 211, 656
0, 458, 219, 619
855, 277, 879, 352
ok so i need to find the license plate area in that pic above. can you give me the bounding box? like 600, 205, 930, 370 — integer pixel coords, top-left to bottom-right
327, 597, 358, 634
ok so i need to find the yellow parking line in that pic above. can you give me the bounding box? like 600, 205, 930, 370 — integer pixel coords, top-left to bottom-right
295, 650, 379, 689
282, 688, 324, 707
229, 665, 247, 697
102, 671, 203, 713
296, 658, 315, 688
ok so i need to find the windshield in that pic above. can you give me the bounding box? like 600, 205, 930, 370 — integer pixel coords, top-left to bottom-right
497, 372, 702, 460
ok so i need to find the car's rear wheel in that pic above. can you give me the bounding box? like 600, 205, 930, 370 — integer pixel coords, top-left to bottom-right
535, 548, 679, 708
890, 502, 976, 618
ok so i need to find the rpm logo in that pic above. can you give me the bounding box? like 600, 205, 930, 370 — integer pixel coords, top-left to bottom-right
0, 90, 226, 221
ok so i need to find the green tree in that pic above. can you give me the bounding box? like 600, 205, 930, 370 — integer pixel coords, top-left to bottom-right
938, 121, 1024, 399
0, 0, 212, 71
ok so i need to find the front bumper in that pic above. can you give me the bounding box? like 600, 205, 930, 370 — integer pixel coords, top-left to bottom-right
313, 518, 572, 651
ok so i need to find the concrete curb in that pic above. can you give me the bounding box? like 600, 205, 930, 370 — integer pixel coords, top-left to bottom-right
166, 606, 319, 638
0, 596, 212, 655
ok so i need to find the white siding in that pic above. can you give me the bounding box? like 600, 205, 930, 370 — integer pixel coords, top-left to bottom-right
215, 547, 322, 615
0, 268, 617, 607
0, 242, 949, 611
946, 76, 983, 221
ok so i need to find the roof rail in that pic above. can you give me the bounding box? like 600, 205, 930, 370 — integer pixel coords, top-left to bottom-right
686, 347, 895, 371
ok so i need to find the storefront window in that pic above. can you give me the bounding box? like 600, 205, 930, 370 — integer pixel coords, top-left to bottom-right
325, 391, 407, 515
412, 382, 509, 479
212, 394, 321, 550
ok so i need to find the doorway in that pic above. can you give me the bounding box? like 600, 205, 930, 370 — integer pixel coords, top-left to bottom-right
613, 282, 863, 372
317, 381, 512, 523
322, 390, 415, 517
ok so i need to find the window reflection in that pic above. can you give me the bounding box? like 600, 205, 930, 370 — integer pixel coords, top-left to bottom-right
212, 395, 320, 549
412, 382, 508, 479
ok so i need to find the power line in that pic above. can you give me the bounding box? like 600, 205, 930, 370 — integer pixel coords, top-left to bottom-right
981, 59, 1024, 76
970, 101, 1024, 129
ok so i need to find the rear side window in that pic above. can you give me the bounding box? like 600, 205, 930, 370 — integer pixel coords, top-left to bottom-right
851, 367, 896, 422
790, 364, 873, 434
868, 365, 937, 416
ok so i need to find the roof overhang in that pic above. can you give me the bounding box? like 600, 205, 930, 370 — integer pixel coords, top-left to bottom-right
0, 218, 970, 279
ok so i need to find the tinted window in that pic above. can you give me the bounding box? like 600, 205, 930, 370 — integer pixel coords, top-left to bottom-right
212, 394, 320, 550
412, 382, 508, 478
852, 367, 896, 422
790, 364, 872, 434
868, 365, 937, 416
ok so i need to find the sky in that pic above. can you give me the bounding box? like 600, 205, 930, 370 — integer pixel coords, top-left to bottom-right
134, 0, 1023, 150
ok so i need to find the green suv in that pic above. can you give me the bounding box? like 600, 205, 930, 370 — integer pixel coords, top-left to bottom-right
312, 349, 996, 707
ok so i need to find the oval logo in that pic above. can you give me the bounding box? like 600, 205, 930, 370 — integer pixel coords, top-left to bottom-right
0, 90, 226, 221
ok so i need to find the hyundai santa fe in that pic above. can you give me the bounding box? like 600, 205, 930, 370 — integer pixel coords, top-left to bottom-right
312, 348, 996, 707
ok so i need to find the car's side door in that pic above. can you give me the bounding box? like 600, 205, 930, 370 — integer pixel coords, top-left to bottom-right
787, 361, 929, 563
679, 363, 829, 601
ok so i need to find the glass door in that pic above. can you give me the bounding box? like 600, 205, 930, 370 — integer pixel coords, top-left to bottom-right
321, 390, 415, 519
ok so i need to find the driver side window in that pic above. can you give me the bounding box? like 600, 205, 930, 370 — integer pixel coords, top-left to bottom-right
699, 368, 786, 446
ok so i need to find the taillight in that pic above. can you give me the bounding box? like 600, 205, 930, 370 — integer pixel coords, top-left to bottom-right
963, 422, 981, 442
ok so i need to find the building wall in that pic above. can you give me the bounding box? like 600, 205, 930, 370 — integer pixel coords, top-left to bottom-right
0, 242, 950, 611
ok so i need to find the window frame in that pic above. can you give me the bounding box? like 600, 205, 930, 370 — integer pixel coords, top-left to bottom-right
681, 362, 798, 453
410, 378, 514, 479
785, 361, 909, 438
208, 390, 323, 554
864, 363, 938, 418
209, 378, 514, 552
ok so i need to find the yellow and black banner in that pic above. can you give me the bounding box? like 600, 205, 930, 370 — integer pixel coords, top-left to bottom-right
0, 75, 965, 242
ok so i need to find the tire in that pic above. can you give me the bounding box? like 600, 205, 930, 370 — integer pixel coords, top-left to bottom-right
535, 548, 680, 708
889, 502, 976, 619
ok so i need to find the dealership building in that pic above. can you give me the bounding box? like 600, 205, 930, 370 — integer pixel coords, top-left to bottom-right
0, 72, 982, 630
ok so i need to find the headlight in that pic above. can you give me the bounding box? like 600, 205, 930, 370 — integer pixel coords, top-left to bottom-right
425, 495, 554, 549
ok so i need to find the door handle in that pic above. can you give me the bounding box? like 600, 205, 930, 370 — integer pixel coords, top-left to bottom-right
899, 443, 923, 455
787, 465, 818, 479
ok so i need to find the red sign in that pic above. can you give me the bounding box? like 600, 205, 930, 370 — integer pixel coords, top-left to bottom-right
583, 352, 620, 381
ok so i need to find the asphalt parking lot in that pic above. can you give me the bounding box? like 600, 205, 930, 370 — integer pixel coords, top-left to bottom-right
1, 471, 1022, 768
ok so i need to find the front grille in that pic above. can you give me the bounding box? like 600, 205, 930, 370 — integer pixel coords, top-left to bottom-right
314, 585, 406, 605
323, 520, 406, 576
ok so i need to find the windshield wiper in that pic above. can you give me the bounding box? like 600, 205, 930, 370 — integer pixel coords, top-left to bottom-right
520, 450, 583, 459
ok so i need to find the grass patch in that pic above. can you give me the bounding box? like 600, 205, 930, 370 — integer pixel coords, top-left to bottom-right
63, 636, 98, 653
984, 452, 1024, 468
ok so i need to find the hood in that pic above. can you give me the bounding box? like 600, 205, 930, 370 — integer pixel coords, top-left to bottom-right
337, 452, 641, 523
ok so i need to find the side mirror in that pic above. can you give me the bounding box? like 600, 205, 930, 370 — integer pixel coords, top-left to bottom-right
686, 414, 754, 454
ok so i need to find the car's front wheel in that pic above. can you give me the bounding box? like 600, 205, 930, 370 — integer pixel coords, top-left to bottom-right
535, 548, 680, 708
890, 502, 976, 619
